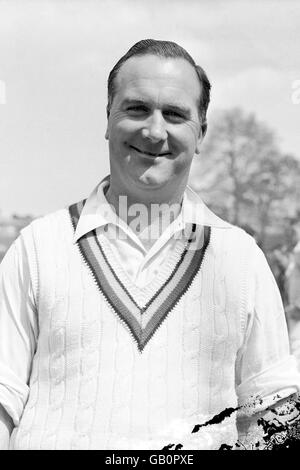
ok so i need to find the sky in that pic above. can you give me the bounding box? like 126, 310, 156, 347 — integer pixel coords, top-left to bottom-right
0, 0, 299, 216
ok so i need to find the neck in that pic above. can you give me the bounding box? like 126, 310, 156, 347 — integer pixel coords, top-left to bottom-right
105, 178, 186, 244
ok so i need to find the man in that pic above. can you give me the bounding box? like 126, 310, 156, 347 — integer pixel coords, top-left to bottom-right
0, 39, 300, 450
286, 222, 300, 371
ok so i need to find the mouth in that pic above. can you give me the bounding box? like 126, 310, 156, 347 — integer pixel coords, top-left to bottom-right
129, 144, 171, 158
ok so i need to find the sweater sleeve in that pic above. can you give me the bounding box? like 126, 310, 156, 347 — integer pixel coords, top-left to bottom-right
0, 231, 38, 425
235, 242, 300, 413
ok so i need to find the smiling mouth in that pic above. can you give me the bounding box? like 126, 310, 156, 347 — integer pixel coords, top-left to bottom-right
129, 144, 170, 157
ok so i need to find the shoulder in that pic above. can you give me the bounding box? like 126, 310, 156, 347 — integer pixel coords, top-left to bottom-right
209, 224, 268, 289
210, 223, 258, 257
19, 206, 74, 245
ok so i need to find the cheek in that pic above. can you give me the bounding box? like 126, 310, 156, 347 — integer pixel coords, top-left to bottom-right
109, 113, 140, 135
174, 127, 199, 152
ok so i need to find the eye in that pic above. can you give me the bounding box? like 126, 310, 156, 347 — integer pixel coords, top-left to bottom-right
163, 110, 186, 122
126, 105, 148, 115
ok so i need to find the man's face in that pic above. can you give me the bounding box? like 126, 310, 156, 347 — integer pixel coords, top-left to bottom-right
105, 54, 205, 193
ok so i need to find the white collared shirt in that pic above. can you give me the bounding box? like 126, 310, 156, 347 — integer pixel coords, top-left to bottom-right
73, 176, 231, 288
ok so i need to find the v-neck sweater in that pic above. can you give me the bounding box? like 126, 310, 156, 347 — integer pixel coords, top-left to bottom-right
5, 203, 300, 450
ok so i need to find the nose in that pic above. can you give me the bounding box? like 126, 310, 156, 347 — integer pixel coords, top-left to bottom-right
142, 110, 167, 143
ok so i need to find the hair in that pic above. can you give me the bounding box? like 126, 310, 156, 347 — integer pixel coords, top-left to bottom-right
107, 39, 211, 125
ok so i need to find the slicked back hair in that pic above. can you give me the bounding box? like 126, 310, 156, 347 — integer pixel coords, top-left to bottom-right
106, 39, 211, 126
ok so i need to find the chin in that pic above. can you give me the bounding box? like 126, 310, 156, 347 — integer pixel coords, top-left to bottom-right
135, 173, 170, 188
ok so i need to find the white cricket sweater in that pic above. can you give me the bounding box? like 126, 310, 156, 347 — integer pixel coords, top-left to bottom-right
6, 205, 300, 450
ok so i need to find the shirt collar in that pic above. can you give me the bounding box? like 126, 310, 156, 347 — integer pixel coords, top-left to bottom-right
73, 175, 232, 243
181, 184, 232, 228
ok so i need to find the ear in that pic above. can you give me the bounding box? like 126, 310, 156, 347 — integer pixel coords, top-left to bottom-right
105, 124, 109, 141
105, 103, 110, 140
195, 122, 207, 155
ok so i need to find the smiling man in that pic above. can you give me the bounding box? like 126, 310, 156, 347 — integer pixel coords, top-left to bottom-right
105, 53, 204, 206
0, 39, 300, 450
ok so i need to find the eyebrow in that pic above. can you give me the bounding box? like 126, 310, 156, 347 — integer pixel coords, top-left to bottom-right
122, 98, 191, 117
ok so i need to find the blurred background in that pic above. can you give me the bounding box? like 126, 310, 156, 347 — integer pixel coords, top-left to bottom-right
1, 0, 300, 358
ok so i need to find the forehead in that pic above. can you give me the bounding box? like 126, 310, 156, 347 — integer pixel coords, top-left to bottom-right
114, 55, 201, 106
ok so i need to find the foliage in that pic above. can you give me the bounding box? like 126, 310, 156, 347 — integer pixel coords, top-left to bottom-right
190, 108, 300, 251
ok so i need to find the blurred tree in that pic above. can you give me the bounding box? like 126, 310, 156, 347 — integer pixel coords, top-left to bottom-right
190, 108, 300, 250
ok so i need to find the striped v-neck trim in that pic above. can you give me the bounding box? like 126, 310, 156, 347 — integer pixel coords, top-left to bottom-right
69, 200, 211, 352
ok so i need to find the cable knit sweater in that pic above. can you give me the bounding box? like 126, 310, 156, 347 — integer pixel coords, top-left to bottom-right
3, 201, 300, 450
